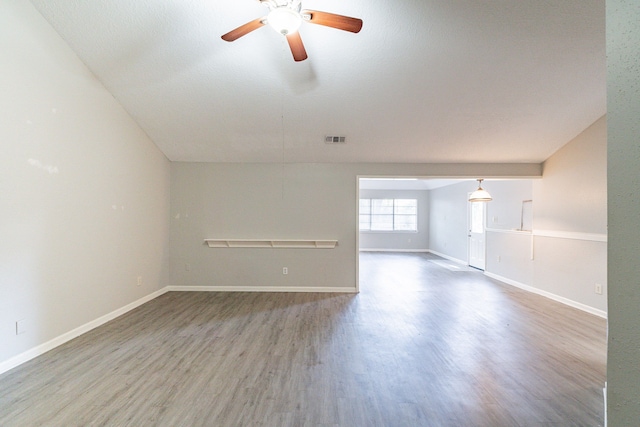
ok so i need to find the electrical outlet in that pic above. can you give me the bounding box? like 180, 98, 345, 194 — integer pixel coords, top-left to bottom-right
16, 320, 26, 335
497, 255, 501, 262
185, 263, 191, 271
137, 276, 142, 286
595, 283, 603, 295
283, 267, 288, 275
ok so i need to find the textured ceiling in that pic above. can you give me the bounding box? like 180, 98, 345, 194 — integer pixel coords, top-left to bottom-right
28, 0, 606, 163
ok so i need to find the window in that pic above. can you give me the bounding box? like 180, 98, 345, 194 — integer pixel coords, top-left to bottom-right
359, 198, 418, 231
470, 202, 484, 233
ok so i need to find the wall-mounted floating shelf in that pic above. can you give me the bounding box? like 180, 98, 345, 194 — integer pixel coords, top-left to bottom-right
204, 239, 338, 249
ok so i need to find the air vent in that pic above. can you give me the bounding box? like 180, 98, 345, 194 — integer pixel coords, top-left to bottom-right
325, 136, 346, 144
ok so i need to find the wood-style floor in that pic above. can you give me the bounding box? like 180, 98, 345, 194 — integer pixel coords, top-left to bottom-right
0, 252, 607, 426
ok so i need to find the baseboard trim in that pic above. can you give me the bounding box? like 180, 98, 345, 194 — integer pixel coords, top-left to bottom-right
166, 286, 357, 293
484, 272, 607, 319
1, 270, 606, 376
359, 249, 429, 253
0, 288, 169, 376
426, 250, 468, 266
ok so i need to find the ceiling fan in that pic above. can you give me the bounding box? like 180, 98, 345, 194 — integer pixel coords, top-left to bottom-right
221, 0, 363, 62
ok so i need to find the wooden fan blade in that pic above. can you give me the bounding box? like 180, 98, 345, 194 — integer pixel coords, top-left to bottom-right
286, 32, 308, 62
302, 10, 363, 33
221, 18, 265, 42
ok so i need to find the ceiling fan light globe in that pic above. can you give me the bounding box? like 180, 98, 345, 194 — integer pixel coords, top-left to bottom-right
267, 7, 302, 35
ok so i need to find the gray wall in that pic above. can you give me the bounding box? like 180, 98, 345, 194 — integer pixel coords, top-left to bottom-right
428, 181, 479, 262
485, 180, 534, 231
170, 163, 357, 291
532, 117, 607, 314
606, 0, 640, 423
535, 117, 607, 234
359, 189, 429, 251
484, 180, 535, 287
0, 1, 171, 369
426, 117, 607, 316
169, 162, 540, 291
428, 179, 536, 286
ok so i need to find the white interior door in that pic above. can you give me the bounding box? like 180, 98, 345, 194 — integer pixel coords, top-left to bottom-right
468, 200, 486, 270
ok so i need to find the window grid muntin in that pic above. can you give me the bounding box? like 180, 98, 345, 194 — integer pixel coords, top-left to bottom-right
359, 198, 417, 231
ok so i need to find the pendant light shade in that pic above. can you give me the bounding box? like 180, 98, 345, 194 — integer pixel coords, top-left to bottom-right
469, 179, 492, 202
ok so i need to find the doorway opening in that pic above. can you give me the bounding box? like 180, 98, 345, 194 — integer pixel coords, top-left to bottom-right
356, 176, 477, 290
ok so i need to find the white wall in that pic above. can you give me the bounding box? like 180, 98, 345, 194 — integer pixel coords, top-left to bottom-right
606, 0, 640, 422
359, 189, 429, 251
0, 0, 171, 371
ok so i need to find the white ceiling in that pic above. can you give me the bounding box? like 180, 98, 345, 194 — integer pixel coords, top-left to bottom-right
28, 0, 606, 164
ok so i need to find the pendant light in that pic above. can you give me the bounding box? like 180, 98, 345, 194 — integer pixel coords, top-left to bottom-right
469, 179, 492, 202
